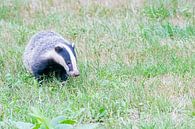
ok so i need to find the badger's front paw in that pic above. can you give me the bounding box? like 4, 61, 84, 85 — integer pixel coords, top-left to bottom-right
60, 71, 68, 82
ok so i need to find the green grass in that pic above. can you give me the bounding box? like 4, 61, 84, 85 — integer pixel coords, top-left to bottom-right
0, 0, 195, 128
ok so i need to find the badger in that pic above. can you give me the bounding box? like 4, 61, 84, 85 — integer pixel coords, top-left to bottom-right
23, 31, 80, 81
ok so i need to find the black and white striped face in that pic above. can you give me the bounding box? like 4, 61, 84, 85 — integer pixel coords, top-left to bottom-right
54, 43, 80, 77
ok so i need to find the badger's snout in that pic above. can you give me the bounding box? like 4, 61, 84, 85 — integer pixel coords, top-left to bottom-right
69, 70, 80, 77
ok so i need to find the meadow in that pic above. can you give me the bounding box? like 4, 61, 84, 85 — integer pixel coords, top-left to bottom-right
0, 0, 194, 128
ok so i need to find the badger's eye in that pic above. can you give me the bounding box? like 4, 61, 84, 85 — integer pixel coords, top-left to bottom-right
67, 61, 71, 66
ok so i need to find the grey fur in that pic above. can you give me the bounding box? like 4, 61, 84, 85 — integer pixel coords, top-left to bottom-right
23, 31, 73, 77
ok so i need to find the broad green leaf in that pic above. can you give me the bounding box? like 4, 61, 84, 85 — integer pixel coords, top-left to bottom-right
32, 123, 41, 129
15, 121, 34, 129
99, 108, 105, 114
40, 124, 48, 129
192, 112, 195, 116
55, 124, 73, 129
74, 123, 100, 129
192, 99, 195, 108
98, 108, 106, 118
51, 116, 65, 126
60, 119, 76, 125
192, 99, 195, 116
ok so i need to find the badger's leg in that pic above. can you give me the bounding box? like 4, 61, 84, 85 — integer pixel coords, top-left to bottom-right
34, 73, 43, 85
32, 60, 49, 83
60, 70, 68, 81
33, 69, 46, 85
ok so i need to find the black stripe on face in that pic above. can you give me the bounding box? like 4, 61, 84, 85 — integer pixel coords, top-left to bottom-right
67, 44, 77, 59
57, 47, 73, 72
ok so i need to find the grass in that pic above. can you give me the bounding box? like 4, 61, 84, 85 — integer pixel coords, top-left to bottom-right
0, 0, 195, 128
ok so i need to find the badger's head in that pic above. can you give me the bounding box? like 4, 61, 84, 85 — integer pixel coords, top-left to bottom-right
51, 43, 80, 77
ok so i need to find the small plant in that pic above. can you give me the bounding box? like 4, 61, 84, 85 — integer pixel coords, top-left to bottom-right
14, 107, 101, 129
192, 99, 195, 117
143, 5, 170, 20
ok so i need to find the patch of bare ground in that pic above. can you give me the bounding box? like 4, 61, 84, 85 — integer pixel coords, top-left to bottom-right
0, 21, 15, 44
160, 38, 195, 57
159, 38, 174, 47
188, 77, 195, 96
79, 0, 128, 8
23, 0, 77, 14
117, 107, 152, 127
169, 92, 194, 125
130, 0, 145, 13
144, 74, 194, 123
19, 0, 80, 25
126, 109, 140, 124
144, 74, 194, 104
169, 15, 187, 28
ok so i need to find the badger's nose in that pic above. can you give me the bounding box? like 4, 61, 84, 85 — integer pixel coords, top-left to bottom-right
70, 71, 80, 77
73, 72, 80, 77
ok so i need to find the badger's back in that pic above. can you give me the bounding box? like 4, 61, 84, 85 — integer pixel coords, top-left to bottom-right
23, 31, 67, 73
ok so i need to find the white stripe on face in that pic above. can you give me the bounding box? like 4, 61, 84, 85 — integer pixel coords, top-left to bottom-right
43, 50, 69, 72
62, 44, 79, 73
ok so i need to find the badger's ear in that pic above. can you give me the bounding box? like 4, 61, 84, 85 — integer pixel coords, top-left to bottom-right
72, 43, 75, 48
55, 46, 63, 52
